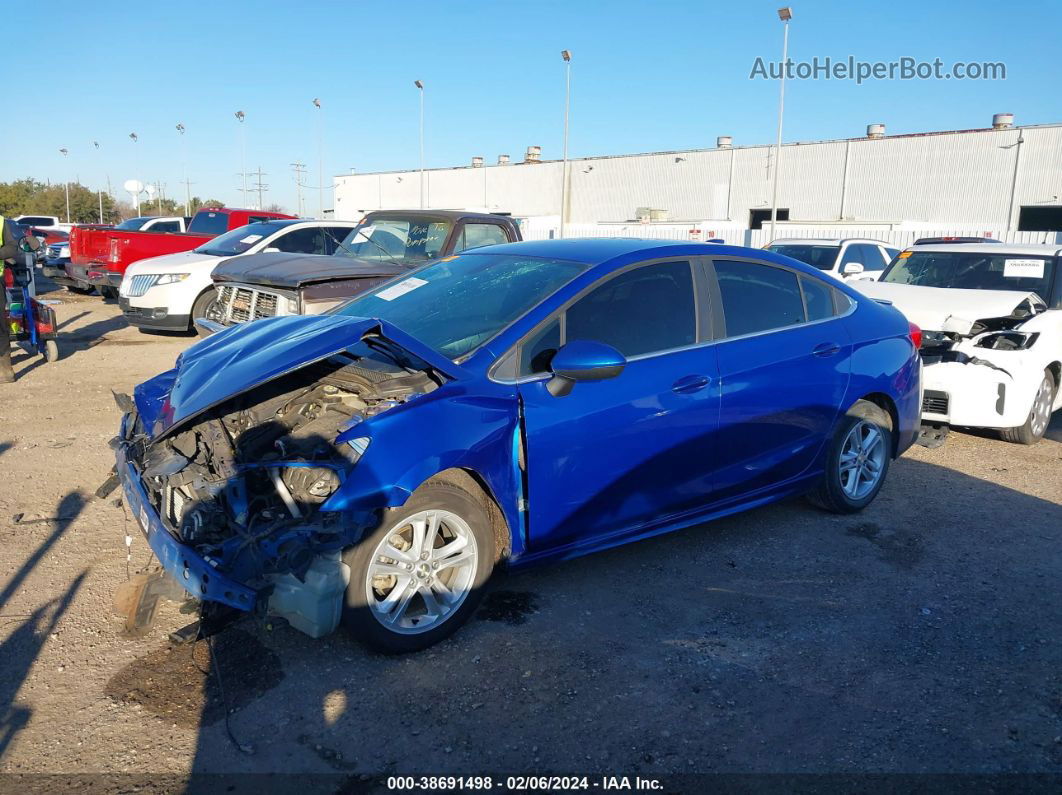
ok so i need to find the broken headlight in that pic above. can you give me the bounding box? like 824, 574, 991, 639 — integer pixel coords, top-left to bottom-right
975, 331, 1039, 351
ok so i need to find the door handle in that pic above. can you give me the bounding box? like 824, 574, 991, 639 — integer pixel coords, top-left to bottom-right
812, 342, 841, 357
671, 374, 712, 394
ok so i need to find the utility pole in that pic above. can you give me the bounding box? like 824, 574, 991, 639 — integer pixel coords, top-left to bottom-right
312, 98, 324, 217
291, 162, 307, 217
769, 7, 793, 244
250, 166, 268, 209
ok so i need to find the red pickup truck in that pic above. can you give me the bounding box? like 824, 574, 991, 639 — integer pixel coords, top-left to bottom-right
66, 207, 294, 296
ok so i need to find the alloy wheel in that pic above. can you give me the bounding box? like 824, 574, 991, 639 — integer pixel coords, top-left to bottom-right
1030, 375, 1053, 438
365, 509, 478, 634
839, 420, 887, 500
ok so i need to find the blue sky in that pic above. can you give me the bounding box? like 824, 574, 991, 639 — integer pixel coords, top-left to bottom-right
9, 0, 1060, 213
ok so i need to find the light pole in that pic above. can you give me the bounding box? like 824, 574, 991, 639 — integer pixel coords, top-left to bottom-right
769, 7, 792, 243
176, 123, 190, 216
560, 49, 572, 238
235, 110, 247, 204
92, 141, 104, 222
129, 132, 141, 215
59, 148, 71, 222
312, 98, 324, 217
414, 80, 425, 208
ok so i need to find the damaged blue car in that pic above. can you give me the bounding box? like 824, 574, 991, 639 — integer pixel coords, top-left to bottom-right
114, 238, 921, 652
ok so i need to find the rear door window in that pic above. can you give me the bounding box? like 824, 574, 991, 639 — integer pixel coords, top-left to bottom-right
800, 275, 838, 322
714, 259, 805, 337
273, 227, 328, 254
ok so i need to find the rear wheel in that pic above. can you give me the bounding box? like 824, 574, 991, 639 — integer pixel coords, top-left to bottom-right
342, 480, 495, 653
808, 400, 893, 514
1001, 369, 1056, 445
43, 340, 60, 363
190, 288, 218, 337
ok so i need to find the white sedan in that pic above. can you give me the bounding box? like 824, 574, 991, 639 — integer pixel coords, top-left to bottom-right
118, 220, 357, 334
854, 243, 1061, 445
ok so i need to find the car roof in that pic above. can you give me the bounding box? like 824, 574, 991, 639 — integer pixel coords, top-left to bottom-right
366, 209, 513, 222
904, 242, 1062, 256
459, 237, 823, 271
769, 237, 895, 246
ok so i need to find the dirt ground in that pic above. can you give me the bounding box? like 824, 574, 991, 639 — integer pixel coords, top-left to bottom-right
1, 277, 1061, 785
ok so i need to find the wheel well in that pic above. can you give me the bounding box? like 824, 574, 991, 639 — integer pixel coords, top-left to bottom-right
1047, 361, 1061, 388
856, 392, 899, 456
428, 467, 512, 564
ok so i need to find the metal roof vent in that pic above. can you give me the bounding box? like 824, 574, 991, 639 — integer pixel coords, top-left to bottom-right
866, 123, 885, 139
992, 113, 1014, 129
524, 145, 541, 163
471, 156, 484, 168
498, 154, 511, 165
717, 136, 732, 149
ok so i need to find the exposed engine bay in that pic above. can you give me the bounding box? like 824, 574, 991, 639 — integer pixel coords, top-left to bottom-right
120, 348, 439, 603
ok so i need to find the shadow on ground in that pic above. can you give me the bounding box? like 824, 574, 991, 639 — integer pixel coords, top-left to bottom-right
93, 451, 1062, 780
0, 492, 89, 759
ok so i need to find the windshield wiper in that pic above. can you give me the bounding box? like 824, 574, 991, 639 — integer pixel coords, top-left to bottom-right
332, 226, 404, 266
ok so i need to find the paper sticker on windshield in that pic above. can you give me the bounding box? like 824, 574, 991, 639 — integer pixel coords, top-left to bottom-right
357, 225, 376, 239
375, 277, 427, 301
1003, 258, 1044, 279
239, 234, 263, 244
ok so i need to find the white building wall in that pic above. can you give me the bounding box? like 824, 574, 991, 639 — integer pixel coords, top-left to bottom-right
333, 124, 1062, 229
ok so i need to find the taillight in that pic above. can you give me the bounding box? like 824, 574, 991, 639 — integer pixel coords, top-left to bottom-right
108, 239, 119, 263
908, 322, 922, 349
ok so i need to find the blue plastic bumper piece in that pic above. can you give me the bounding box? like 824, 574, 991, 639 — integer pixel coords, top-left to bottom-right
115, 427, 258, 612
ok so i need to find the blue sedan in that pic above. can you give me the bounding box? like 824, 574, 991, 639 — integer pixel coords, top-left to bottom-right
116, 238, 921, 651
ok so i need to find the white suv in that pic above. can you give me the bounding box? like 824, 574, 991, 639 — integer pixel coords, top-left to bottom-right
118, 219, 357, 334
767, 238, 899, 281
855, 243, 1061, 445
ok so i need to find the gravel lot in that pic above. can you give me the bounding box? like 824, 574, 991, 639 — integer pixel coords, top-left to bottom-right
1, 278, 1060, 783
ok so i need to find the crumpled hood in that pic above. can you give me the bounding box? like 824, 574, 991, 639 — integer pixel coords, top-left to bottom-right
133, 313, 463, 439
211, 251, 406, 289
852, 281, 1043, 335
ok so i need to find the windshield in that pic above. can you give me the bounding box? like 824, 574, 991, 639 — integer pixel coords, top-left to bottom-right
881, 251, 1056, 297
116, 217, 151, 230
335, 253, 590, 358
767, 244, 841, 271
194, 221, 296, 256
337, 217, 454, 263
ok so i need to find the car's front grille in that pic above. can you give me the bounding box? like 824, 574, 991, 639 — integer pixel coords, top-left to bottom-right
216, 284, 285, 325
124, 274, 158, 298
47, 244, 64, 258
922, 390, 950, 415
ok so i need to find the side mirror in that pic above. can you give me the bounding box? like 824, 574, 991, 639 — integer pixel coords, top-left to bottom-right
546, 339, 627, 397
841, 261, 864, 276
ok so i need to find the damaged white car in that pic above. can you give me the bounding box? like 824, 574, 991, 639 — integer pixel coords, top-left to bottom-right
855, 243, 1061, 445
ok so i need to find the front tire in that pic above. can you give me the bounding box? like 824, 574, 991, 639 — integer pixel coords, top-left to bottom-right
808, 400, 893, 514
1001, 369, 1056, 445
342, 480, 495, 653
190, 288, 218, 337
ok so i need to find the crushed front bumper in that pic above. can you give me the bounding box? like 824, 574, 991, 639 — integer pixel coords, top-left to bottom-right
920, 360, 1026, 429
115, 414, 257, 611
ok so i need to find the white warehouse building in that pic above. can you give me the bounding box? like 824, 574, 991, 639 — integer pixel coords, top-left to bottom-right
333, 115, 1062, 240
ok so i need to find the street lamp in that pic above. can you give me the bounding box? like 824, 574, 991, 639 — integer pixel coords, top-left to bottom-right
129, 132, 141, 214
560, 49, 572, 238
92, 140, 104, 222
176, 123, 190, 216
59, 148, 71, 223
312, 98, 324, 217
414, 80, 425, 208
235, 111, 247, 203
769, 7, 792, 244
